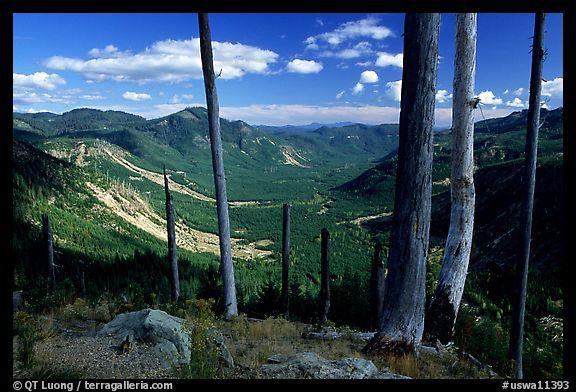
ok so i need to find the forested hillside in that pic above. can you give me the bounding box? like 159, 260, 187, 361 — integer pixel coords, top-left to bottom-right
12, 105, 563, 378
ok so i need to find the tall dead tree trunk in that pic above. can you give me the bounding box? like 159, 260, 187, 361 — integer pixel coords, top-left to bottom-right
164, 165, 180, 303
319, 228, 330, 324
198, 13, 238, 318
364, 13, 439, 354
509, 12, 546, 379
281, 203, 291, 318
370, 240, 385, 331
425, 13, 477, 345
42, 213, 55, 289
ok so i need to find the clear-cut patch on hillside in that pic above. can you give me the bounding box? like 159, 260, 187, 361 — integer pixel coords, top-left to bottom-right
85, 181, 273, 260
281, 146, 309, 168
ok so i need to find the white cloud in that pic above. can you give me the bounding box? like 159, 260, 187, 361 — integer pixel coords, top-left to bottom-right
13, 72, 66, 90
375, 52, 403, 68
304, 16, 393, 48
318, 41, 373, 59
170, 94, 194, 104
542, 77, 563, 99
13, 90, 71, 104
359, 70, 379, 84
477, 90, 503, 105
385, 80, 402, 102
506, 97, 526, 108
503, 89, 510, 95
352, 82, 364, 95
316, 18, 324, 26
513, 87, 524, 96
122, 91, 152, 101
45, 38, 279, 83
88, 45, 128, 58
356, 61, 372, 67
435, 89, 453, 103
286, 59, 323, 74
336, 90, 345, 100
81, 94, 105, 100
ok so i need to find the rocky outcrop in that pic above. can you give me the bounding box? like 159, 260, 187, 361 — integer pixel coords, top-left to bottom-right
13, 291, 24, 312
97, 309, 233, 369
257, 352, 410, 379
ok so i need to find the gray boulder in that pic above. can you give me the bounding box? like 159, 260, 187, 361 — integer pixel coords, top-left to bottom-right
13, 291, 24, 312
97, 308, 233, 369
258, 352, 410, 379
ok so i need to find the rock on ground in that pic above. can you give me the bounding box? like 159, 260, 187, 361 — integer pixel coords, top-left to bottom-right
13, 291, 24, 312
257, 352, 410, 379
97, 308, 233, 369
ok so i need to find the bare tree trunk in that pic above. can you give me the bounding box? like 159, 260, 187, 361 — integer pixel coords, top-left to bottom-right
164, 165, 180, 303
198, 13, 238, 319
425, 13, 477, 345
509, 12, 546, 379
42, 213, 55, 289
364, 13, 439, 354
370, 240, 386, 331
319, 228, 330, 324
281, 203, 291, 318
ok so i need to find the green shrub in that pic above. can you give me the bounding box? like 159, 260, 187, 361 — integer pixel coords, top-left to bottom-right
14, 312, 41, 368
176, 299, 222, 379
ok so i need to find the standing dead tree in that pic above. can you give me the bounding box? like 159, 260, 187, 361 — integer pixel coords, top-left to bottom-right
319, 228, 330, 324
364, 13, 440, 354
281, 203, 291, 318
370, 240, 385, 331
164, 165, 180, 303
198, 13, 238, 318
425, 13, 477, 344
509, 12, 546, 379
42, 213, 55, 289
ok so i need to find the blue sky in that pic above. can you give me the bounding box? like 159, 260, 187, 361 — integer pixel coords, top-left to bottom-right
13, 13, 563, 126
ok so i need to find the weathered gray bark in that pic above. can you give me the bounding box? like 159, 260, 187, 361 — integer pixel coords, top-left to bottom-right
509, 12, 546, 379
319, 228, 330, 324
164, 165, 180, 303
42, 213, 55, 289
425, 13, 477, 344
281, 203, 291, 318
364, 13, 439, 354
370, 240, 386, 331
198, 13, 238, 318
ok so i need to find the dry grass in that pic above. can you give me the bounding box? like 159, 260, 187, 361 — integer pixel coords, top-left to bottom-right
218, 315, 494, 379
219, 315, 363, 372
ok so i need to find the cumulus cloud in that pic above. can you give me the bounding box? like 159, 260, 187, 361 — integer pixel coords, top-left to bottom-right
359, 70, 379, 84
81, 94, 105, 100
170, 94, 194, 104
352, 82, 364, 95
375, 52, 403, 68
318, 41, 373, 59
477, 90, 503, 105
13, 90, 71, 104
45, 38, 279, 83
122, 91, 152, 101
336, 90, 345, 100
385, 80, 402, 102
88, 45, 128, 58
506, 97, 526, 108
513, 87, 524, 96
435, 89, 453, 103
542, 77, 563, 99
286, 59, 323, 74
304, 16, 394, 48
13, 72, 66, 90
